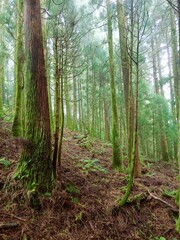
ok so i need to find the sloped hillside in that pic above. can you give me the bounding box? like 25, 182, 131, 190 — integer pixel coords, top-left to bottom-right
0, 121, 179, 239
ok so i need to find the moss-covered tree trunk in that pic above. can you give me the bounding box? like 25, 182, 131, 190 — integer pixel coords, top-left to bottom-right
106, 0, 123, 170
12, 0, 24, 136
73, 73, 78, 130
170, 6, 179, 118
116, 0, 130, 129
102, 75, 110, 142
0, 0, 4, 118
86, 61, 90, 133
0, 59, 3, 118
64, 45, 72, 129
127, 0, 135, 171
42, 0, 54, 132
52, 31, 60, 178
16, 0, 54, 200
176, 0, 180, 232
133, 27, 141, 178
91, 71, 96, 136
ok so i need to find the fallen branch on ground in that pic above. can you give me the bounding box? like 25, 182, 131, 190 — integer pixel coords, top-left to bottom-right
0, 222, 19, 229
135, 181, 178, 212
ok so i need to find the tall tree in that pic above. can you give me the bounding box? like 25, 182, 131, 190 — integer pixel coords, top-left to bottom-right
0, 0, 4, 118
12, 0, 24, 136
106, 0, 123, 170
15, 0, 54, 207
151, 36, 170, 162
116, 0, 130, 129
176, 0, 180, 232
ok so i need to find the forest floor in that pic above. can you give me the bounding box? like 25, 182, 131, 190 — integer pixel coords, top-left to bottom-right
0, 120, 180, 240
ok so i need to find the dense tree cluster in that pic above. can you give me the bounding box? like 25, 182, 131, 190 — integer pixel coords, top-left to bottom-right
1, 0, 180, 232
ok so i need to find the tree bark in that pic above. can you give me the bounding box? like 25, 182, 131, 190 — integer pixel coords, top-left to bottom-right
116, 0, 130, 128
106, 0, 123, 170
12, 0, 24, 136
15, 0, 54, 202
151, 36, 170, 162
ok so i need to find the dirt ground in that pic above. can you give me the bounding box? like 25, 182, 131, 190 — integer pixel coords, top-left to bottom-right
0, 120, 180, 239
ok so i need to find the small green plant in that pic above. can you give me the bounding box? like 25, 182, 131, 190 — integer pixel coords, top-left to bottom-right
71, 197, 79, 204
0, 158, 11, 168
91, 148, 104, 155
145, 172, 155, 177
104, 142, 112, 147
162, 189, 176, 199
79, 140, 93, 150
78, 158, 107, 174
43, 192, 51, 197
65, 183, 80, 194
154, 237, 166, 240
120, 185, 127, 193
75, 211, 83, 221
146, 162, 151, 169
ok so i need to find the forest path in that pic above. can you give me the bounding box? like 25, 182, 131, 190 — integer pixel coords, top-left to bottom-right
0, 122, 179, 239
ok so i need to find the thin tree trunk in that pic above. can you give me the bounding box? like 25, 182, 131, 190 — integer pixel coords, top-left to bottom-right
73, 73, 77, 130
12, 0, 24, 136
106, 0, 123, 170
116, 0, 130, 128
151, 36, 170, 162
52, 32, 60, 178
0, 0, 4, 118
91, 72, 96, 136
176, 0, 180, 232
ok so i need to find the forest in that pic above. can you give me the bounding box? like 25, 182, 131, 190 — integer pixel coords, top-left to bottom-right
0, 0, 180, 239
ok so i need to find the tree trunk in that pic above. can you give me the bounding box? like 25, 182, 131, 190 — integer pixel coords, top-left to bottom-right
116, 0, 130, 128
15, 0, 54, 204
91, 71, 96, 136
86, 61, 90, 133
170, 6, 179, 118
176, 0, 180, 232
106, 0, 123, 170
0, 0, 4, 118
52, 31, 60, 178
12, 0, 24, 136
133, 30, 141, 178
151, 36, 170, 162
166, 34, 177, 161
73, 73, 78, 130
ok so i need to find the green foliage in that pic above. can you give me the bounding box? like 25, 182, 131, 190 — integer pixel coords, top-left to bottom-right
3, 105, 14, 122
43, 192, 52, 197
154, 237, 166, 240
71, 197, 79, 204
0, 110, 3, 119
175, 177, 180, 206
79, 140, 93, 150
176, 215, 180, 233
162, 189, 176, 199
153, 236, 177, 240
0, 158, 11, 168
120, 185, 127, 193
91, 147, 105, 155
65, 183, 80, 194
78, 158, 107, 174
75, 211, 83, 221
